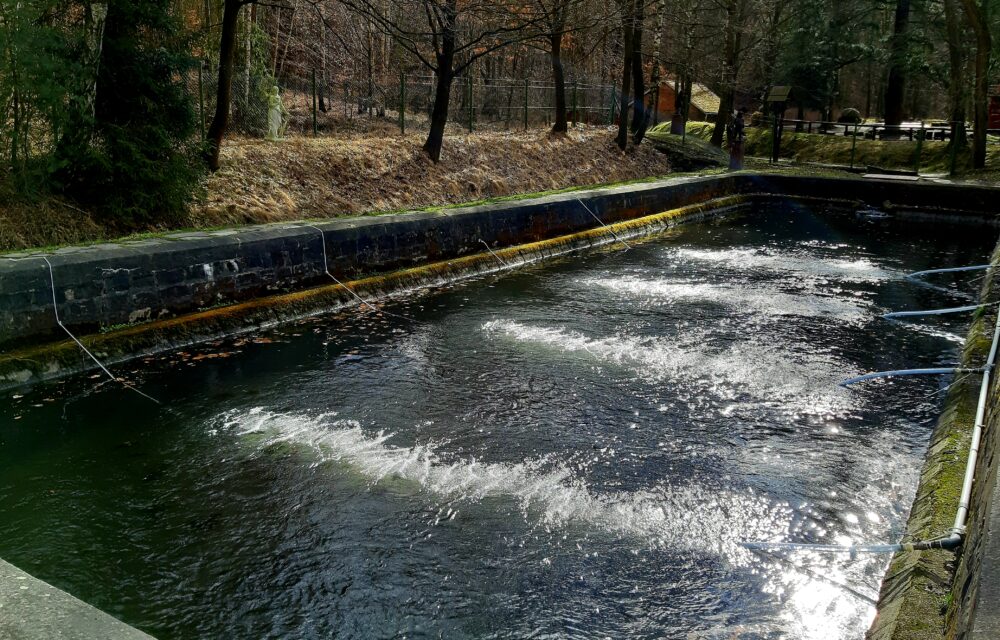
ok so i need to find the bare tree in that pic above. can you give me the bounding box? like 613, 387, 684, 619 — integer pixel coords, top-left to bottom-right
959, 0, 991, 168
335, 0, 550, 161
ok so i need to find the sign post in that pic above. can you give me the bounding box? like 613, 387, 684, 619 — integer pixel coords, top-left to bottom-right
766, 86, 792, 164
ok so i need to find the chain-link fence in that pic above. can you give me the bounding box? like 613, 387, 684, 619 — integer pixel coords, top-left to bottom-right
185, 65, 630, 139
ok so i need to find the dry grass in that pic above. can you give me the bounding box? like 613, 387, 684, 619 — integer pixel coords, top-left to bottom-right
0, 126, 677, 252
192, 126, 674, 226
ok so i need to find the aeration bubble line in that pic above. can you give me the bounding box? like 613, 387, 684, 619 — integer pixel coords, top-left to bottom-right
41, 257, 160, 405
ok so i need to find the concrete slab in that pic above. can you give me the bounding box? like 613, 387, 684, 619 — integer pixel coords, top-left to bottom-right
0, 559, 154, 640
862, 173, 920, 181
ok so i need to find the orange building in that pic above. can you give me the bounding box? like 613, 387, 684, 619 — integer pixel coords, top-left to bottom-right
650, 81, 721, 122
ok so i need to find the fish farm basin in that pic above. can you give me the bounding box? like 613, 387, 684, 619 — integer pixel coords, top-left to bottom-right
2, 177, 1000, 639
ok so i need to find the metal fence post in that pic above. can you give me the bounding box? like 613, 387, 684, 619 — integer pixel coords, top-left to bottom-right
399, 72, 406, 135
467, 75, 474, 133
949, 121, 960, 176
523, 78, 529, 131
572, 81, 578, 128
914, 121, 925, 174
850, 122, 859, 169
311, 69, 318, 136
608, 87, 616, 125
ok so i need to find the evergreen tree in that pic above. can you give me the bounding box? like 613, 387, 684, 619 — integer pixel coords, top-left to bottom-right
54, 0, 201, 225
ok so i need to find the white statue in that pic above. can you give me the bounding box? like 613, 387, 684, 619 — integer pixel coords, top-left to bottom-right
267, 85, 287, 140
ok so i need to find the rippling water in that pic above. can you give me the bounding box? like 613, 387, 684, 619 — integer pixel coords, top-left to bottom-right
0, 203, 994, 639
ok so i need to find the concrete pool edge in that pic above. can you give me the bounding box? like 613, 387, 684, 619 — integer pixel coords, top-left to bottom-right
3, 173, 999, 357
0, 193, 755, 389
0, 558, 155, 639
866, 243, 1000, 640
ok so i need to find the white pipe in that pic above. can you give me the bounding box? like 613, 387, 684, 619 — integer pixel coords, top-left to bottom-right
576, 198, 632, 250
839, 367, 982, 387
748, 295, 1000, 556
304, 224, 421, 325
41, 257, 160, 405
907, 265, 991, 278
478, 239, 507, 266
883, 304, 992, 319
952, 308, 1000, 536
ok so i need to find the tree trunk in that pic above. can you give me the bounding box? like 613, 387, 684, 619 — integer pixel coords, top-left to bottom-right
710, 0, 738, 147
57, 2, 108, 159
943, 0, 967, 145
630, 1, 646, 144
648, 0, 664, 125
882, 0, 911, 138
423, 35, 455, 162
615, 2, 635, 150
550, 32, 568, 134
241, 3, 253, 117
277, 0, 299, 81
960, 0, 991, 168
206, 0, 243, 171
319, 6, 327, 112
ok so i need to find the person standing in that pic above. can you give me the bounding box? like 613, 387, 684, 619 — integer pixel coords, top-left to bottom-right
729, 108, 746, 170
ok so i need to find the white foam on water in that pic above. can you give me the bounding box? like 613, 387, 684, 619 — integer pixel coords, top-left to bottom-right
222, 408, 792, 564
887, 321, 965, 344
673, 247, 896, 283
582, 276, 871, 322
482, 320, 854, 417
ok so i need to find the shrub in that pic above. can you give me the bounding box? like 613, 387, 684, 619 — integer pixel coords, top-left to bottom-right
838, 108, 862, 124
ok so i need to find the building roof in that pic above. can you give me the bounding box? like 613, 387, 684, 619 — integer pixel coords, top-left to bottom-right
659, 76, 721, 116
690, 83, 720, 115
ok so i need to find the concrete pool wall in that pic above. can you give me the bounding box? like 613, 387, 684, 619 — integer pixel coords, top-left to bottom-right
2, 174, 999, 381
2, 173, 1000, 639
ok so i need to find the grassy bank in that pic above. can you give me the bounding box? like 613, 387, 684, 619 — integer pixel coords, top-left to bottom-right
0, 127, 680, 253
682, 121, 1000, 177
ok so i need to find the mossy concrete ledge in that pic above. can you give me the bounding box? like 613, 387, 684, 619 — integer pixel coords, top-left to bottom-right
867, 241, 1000, 640
0, 558, 154, 639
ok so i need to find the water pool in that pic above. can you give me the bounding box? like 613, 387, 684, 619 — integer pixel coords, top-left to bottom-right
1, 202, 995, 639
